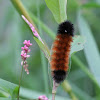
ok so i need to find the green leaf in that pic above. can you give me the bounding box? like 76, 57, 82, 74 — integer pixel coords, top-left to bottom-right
45, 0, 67, 23
0, 78, 70, 100
20, 87, 71, 100
33, 37, 50, 61
71, 35, 86, 54
67, 35, 85, 80
0, 98, 29, 100
82, 3, 100, 8
0, 79, 19, 98
77, 11, 100, 86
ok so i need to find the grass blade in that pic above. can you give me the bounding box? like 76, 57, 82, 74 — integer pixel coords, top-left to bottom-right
0, 78, 19, 98
82, 3, 100, 8
77, 10, 100, 86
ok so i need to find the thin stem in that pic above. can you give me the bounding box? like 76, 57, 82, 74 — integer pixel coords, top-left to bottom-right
52, 81, 59, 100
62, 81, 78, 100
17, 66, 23, 100
11, 0, 37, 32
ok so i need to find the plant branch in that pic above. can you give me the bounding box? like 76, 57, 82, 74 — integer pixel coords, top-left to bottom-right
62, 80, 78, 100
52, 81, 59, 100
11, 0, 37, 31
17, 66, 23, 100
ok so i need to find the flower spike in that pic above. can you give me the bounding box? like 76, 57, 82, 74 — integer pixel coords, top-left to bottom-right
21, 15, 44, 44
21, 40, 32, 74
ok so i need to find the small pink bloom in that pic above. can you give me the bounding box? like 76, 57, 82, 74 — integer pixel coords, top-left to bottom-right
26, 71, 29, 74
23, 64, 29, 74
21, 47, 24, 50
38, 95, 48, 100
22, 15, 44, 44
21, 45, 29, 53
24, 45, 29, 50
31, 27, 35, 31
21, 61, 23, 66
21, 52, 27, 61
34, 31, 39, 37
23, 40, 27, 44
28, 49, 31, 53
26, 55, 30, 58
21, 51, 24, 55
23, 40, 32, 47
27, 40, 32, 47
21, 40, 32, 74
24, 61, 27, 65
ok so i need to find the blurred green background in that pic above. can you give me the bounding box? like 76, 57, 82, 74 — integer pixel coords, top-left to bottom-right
0, 0, 100, 100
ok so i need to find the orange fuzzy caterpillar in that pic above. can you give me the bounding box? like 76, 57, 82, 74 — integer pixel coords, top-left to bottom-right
51, 34, 72, 71
50, 21, 74, 83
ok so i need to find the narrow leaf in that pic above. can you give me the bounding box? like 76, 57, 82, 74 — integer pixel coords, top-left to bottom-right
0, 78, 19, 98
77, 11, 100, 86
34, 37, 50, 61
45, 0, 67, 23
82, 3, 100, 8
0, 78, 70, 100
0, 98, 29, 100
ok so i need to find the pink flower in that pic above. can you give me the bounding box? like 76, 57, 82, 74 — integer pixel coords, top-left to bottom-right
23, 40, 32, 47
38, 95, 49, 100
21, 40, 32, 74
23, 64, 29, 74
21, 52, 27, 60
22, 15, 44, 44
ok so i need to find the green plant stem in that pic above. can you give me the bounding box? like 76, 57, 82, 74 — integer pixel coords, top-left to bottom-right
11, 0, 37, 32
18, 66, 23, 100
62, 80, 78, 100
52, 81, 59, 100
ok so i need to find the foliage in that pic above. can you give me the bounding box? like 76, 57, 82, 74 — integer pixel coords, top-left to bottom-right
0, 0, 100, 100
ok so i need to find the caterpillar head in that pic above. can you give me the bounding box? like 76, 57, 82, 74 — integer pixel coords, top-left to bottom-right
57, 21, 74, 36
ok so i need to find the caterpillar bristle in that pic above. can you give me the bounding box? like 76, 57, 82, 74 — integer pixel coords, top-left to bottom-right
52, 70, 67, 83
57, 21, 74, 36
50, 20, 74, 83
